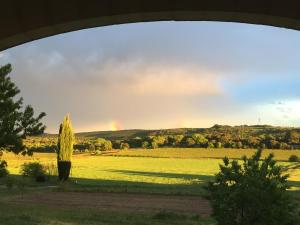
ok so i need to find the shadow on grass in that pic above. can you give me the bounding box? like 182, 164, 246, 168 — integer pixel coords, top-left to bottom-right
104, 169, 212, 182
2, 171, 300, 197
0, 172, 213, 196
63, 171, 214, 195
63, 174, 213, 196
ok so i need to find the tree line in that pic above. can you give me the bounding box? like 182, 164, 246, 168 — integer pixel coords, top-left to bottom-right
20, 124, 300, 154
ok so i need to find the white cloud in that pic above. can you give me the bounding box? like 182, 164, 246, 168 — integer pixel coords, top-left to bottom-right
252, 99, 300, 126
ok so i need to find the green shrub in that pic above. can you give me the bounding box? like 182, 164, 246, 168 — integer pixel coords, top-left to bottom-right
289, 155, 300, 162
0, 160, 9, 177
20, 162, 46, 178
206, 149, 299, 225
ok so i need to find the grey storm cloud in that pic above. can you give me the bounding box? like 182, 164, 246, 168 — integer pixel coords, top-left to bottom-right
2, 21, 300, 132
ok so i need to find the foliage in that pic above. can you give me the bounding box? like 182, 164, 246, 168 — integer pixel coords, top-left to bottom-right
289, 154, 300, 162
151, 141, 158, 149
21, 125, 300, 154
57, 114, 74, 161
142, 141, 149, 149
57, 161, 71, 181
206, 149, 299, 225
20, 162, 46, 178
0, 64, 46, 154
0, 160, 9, 177
57, 114, 74, 181
186, 138, 196, 147
94, 138, 112, 151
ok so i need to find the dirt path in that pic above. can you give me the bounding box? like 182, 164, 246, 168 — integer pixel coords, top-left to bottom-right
5, 191, 211, 217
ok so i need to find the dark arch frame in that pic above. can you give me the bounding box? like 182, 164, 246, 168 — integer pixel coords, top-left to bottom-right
1, 0, 300, 51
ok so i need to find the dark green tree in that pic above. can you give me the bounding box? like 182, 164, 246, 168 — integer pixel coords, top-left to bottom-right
206, 149, 299, 225
0, 64, 46, 154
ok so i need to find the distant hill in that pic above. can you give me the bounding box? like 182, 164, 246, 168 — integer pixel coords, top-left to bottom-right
44, 125, 300, 141
72, 125, 298, 140
74, 128, 203, 140
30, 125, 300, 151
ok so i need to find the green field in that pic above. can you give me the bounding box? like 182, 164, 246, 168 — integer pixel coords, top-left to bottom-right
107, 148, 300, 161
1, 148, 300, 225
2, 148, 300, 194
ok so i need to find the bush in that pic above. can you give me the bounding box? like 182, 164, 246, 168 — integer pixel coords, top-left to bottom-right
289, 155, 300, 162
20, 162, 46, 179
206, 149, 299, 225
0, 160, 9, 177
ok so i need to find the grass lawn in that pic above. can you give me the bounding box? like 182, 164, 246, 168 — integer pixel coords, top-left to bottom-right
106, 148, 300, 161
1, 149, 300, 225
2, 149, 300, 194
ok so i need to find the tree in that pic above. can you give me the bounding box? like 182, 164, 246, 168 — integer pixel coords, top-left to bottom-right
94, 138, 112, 151
192, 133, 208, 147
102, 140, 112, 151
215, 142, 222, 148
186, 137, 196, 147
151, 141, 158, 149
21, 105, 46, 138
142, 141, 149, 149
120, 142, 130, 150
57, 114, 74, 181
206, 149, 299, 225
286, 130, 300, 144
0, 64, 46, 154
207, 142, 215, 148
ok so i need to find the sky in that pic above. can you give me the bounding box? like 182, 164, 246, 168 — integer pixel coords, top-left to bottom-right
1, 21, 300, 133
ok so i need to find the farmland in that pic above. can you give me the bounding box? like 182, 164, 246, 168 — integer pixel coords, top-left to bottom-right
2, 148, 300, 194
1, 148, 300, 225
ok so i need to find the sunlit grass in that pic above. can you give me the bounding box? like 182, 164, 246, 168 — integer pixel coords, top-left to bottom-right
108, 148, 300, 161
2, 149, 300, 191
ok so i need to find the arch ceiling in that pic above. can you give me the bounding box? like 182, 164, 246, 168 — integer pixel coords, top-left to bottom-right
1, 0, 300, 51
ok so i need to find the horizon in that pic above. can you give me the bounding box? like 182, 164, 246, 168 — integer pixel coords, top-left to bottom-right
45, 123, 300, 135
2, 21, 300, 133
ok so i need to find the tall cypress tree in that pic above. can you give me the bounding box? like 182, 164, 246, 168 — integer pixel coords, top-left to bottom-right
0, 64, 46, 154
57, 114, 74, 181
